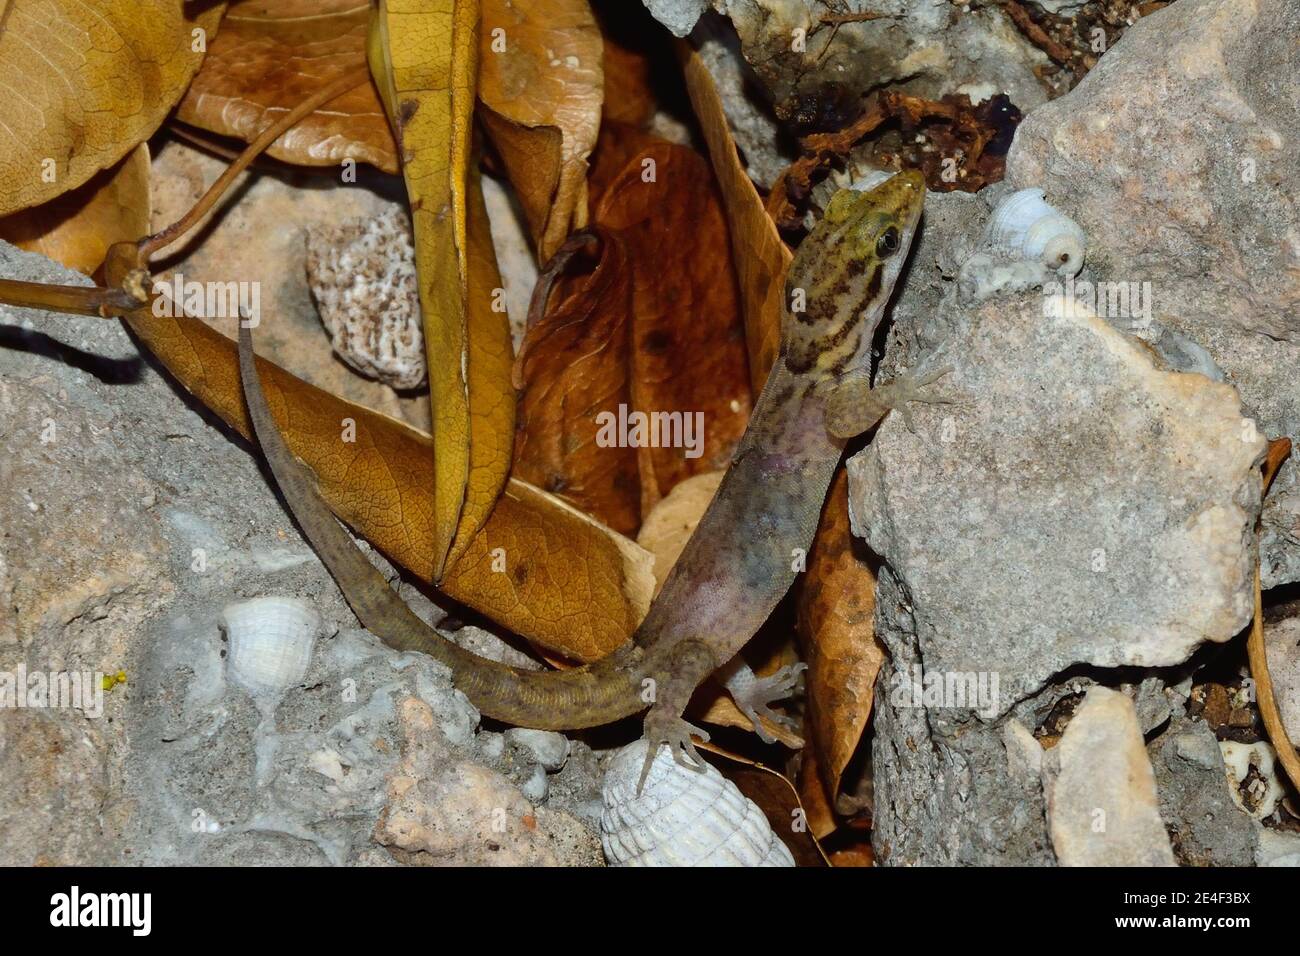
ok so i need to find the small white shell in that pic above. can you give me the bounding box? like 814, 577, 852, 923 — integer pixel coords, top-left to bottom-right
221, 596, 322, 694
600, 740, 795, 867
984, 187, 1086, 277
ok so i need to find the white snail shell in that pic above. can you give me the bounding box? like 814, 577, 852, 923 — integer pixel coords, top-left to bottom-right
600, 739, 796, 867
221, 596, 322, 695
984, 187, 1087, 277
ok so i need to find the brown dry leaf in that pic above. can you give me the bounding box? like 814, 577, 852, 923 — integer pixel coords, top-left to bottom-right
0, 0, 225, 216
679, 40, 791, 391
514, 142, 751, 532
795, 468, 886, 837
592, 141, 750, 510
701, 742, 828, 866
175, 0, 398, 173
369, 0, 515, 579
599, 25, 657, 128
586, 122, 664, 207
0, 143, 150, 275
123, 309, 653, 661
513, 227, 642, 535
478, 0, 602, 262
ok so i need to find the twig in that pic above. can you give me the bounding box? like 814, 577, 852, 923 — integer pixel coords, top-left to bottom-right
1247, 437, 1300, 791
136, 65, 373, 262
1002, 0, 1094, 71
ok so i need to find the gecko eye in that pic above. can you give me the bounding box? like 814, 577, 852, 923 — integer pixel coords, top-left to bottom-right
876, 227, 900, 258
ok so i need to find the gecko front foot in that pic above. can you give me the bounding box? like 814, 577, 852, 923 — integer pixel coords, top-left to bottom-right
637, 710, 711, 796
722, 659, 807, 744
827, 365, 960, 439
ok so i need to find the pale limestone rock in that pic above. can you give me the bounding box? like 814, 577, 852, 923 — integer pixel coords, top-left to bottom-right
1042, 687, 1175, 867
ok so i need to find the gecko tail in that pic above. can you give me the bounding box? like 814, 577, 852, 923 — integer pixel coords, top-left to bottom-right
235, 320, 644, 730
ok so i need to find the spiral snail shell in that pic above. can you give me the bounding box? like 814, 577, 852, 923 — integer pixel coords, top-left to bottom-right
984, 187, 1087, 277
600, 739, 796, 867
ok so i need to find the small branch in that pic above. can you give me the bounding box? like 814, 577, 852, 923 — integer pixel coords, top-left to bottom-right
1002, 0, 1094, 71
0, 277, 144, 318
1247, 437, 1300, 791
137, 65, 373, 262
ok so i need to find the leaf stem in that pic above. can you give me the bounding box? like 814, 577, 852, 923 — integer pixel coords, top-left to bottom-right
136, 65, 374, 261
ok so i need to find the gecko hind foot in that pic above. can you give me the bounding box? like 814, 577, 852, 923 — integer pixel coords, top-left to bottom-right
728, 662, 807, 744
636, 713, 711, 797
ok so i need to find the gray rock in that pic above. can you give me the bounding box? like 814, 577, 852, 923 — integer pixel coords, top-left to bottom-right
1042, 687, 1176, 866
692, 14, 793, 189
870, 568, 1056, 866
848, 282, 1263, 713
1265, 615, 1300, 739
642, 0, 711, 37
0, 241, 601, 866
1152, 718, 1258, 866
1004, 0, 1300, 587
1257, 828, 1300, 867
506, 728, 571, 772
706, 0, 1050, 127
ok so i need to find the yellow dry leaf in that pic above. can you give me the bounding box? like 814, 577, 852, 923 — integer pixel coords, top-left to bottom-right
0, 0, 225, 216
369, 0, 514, 578
479, 0, 602, 262
123, 308, 652, 660
0, 143, 151, 275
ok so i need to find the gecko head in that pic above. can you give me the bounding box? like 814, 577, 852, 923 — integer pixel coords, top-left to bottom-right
782, 169, 926, 378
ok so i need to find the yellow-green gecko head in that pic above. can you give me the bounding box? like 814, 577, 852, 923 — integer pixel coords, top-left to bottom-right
781, 169, 926, 379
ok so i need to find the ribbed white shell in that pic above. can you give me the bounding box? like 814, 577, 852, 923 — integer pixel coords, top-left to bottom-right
984, 187, 1086, 277
600, 740, 795, 867
221, 596, 321, 694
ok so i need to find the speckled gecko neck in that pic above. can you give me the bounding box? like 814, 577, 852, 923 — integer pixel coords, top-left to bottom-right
236, 170, 927, 775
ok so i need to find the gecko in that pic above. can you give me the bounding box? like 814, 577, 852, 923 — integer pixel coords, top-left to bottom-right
237, 169, 946, 790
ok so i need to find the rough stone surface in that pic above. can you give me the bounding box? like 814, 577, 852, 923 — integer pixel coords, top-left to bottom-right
849, 285, 1264, 713
642, 0, 711, 36
1004, 0, 1300, 587
1042, 687, 1176, 866
1265, 614, 1300, 739
0, 242, 602, 866
868, 567, 1057, 866
1151, 717, 1258, 866
691, 0, 1051, 129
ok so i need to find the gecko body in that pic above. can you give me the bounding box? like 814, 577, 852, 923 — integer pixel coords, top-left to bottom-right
237, 170, 938, 786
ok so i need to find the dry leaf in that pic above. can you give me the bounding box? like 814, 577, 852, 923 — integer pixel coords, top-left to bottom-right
679, 40, 791, 390
597, 8, 659, 128
369, 0, 515, 578
795, 468, 886, 838
514, 142, 750, 532
513, 227, 642, 534
0, 0, 225, 216
586, 122, 665, 207
591, 141, 750, 509
176, 0, 398, 173
478, 0, 602, 261
123, 309, 653, 661
0, 144, 151, 275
